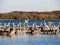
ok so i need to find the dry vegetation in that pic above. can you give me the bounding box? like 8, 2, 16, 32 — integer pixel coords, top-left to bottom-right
0, 11, 60, 20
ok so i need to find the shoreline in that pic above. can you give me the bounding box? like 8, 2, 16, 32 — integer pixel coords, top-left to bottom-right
0, 19, 60, 20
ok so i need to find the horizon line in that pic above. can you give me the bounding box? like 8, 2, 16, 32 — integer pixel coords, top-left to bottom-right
0, 9, 60, 13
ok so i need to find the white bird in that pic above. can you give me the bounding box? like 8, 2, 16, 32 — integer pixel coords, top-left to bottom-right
25, 20, 29, 23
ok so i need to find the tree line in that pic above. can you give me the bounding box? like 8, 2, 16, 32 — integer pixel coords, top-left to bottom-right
0, 11, 60, 20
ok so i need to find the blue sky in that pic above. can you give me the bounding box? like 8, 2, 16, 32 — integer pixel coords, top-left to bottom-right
0, 0, 60, 13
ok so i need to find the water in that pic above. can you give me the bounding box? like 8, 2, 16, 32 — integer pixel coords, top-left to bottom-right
0, 20, 60, 26
0, 33, 60, 45
0, 20, 60, 45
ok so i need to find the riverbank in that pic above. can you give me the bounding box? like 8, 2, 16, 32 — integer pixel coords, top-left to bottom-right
0, 19, 59, 20
0, 10, 60, 20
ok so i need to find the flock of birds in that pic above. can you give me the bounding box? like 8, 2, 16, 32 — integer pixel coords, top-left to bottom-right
0, 20, 60, 36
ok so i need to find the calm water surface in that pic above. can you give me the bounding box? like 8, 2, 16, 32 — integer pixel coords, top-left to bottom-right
0, 33, 60, 45
0, 20, 60, 45
0, 20, 60, 26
